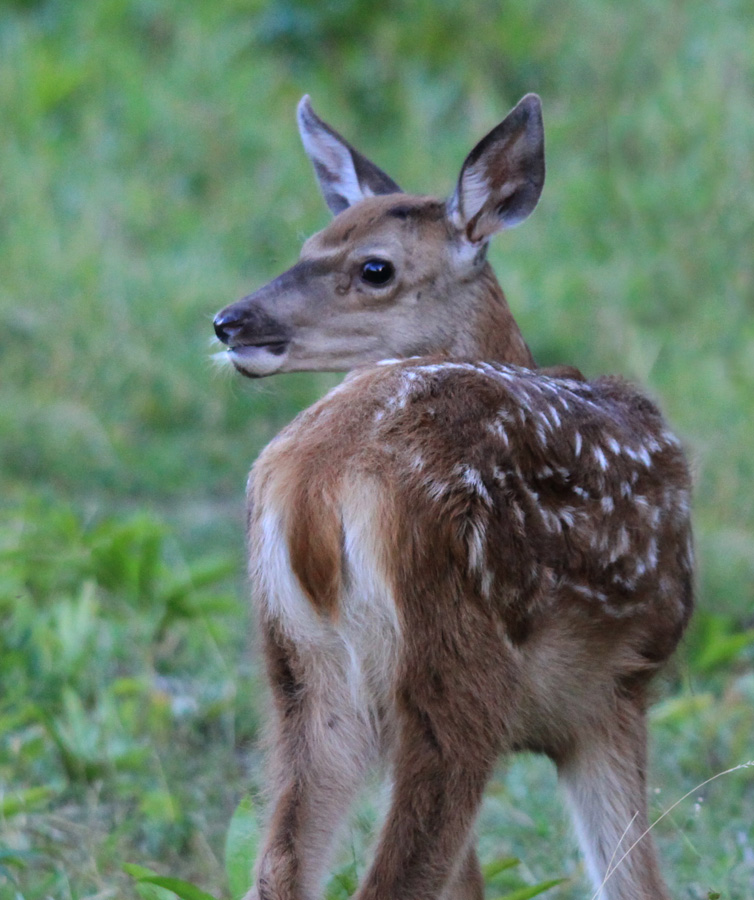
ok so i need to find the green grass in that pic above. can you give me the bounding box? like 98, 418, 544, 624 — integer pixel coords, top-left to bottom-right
1, 0, 753, 897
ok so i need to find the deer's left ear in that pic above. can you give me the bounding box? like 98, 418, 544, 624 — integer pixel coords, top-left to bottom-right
448, 93, 545, 245
297, 96, 402, 215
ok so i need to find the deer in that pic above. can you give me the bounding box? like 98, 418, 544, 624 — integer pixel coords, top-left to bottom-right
213, 93, 693, 900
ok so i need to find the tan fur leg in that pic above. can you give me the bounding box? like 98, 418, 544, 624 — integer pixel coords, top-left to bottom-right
251, 623, 375, 900
558, 692, 671, 900
355, 742, 492, 900
443, 845, 485, 900
353, 631, 506, 900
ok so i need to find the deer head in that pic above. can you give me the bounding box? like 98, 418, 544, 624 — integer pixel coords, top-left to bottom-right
213, 94, 545, 377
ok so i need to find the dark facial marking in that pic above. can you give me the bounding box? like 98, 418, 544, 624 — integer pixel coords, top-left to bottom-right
385, 201, 446, 223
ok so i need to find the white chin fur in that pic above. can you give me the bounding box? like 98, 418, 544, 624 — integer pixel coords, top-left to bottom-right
228, 345, 289, 377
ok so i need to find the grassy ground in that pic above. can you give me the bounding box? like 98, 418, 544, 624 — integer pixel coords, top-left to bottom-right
1, 0, 753, 897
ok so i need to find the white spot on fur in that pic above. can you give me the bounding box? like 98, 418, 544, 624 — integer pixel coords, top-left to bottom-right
574, 431, 583, 457
558, 508, 576, 528
412, 361, 479, 377
593, 446, 608, 471
385, 371, 425, 412
456, 465, 492, 506
540, 507, 562, 533
466, 517, 488, 577
410, 454, 425, 472
610, 526, 631, 562
424, 478, 452, 502
515, 392, 532, 414
481, 566, 494, 600
554, 392, 572, 412
662, 430, 682, 448
567, 581, 608, 603
645, 537, 659, 571
487, 420, 510, 447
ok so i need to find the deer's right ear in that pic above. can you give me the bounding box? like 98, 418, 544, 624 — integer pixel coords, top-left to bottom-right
297, 96, 402, 215
448, 93, 545, 246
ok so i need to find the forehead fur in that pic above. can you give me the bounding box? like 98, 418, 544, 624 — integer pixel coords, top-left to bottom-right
312, 195, 448, 250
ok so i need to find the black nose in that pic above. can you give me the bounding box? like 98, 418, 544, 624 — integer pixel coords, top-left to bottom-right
213, 309, 245, 344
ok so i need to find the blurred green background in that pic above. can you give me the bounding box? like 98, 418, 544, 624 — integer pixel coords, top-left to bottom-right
1, 0, 753, 897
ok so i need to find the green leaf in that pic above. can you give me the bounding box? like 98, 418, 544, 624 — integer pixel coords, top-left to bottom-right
650, 691, 714, 725
0, 785, 57, 817
0, 849, 35, 863
325, 859, 359, 900
136, 882, 183, 900
483, 857, 521, 881
131, 875, 219, 900
126, 863, 188, 898
696, 629, 754, 673
0, 846, 35, 880
225, 795, 258, 900
494, 878, 566, 900
184, 556, 237, 591
124, 864, 160, 879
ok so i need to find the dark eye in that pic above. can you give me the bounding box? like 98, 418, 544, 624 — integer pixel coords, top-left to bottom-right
360, 259, 394, 285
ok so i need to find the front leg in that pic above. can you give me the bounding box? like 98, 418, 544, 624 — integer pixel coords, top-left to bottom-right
250, 622, 375, 900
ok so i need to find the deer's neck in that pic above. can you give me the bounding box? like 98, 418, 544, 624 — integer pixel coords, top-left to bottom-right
448, 264, 535, 368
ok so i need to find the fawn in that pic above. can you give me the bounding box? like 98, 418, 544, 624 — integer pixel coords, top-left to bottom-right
213, 94, 693, 900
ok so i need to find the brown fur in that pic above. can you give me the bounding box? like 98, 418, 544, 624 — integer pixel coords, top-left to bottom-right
215, 95, 691, 900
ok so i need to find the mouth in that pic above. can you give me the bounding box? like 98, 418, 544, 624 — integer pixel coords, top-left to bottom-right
226, 341, 291, 377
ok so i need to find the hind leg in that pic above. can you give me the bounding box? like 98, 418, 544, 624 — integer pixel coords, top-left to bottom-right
250, 623, 376, 900
443, 845, 484, 900
353, 601, 513, 900
557, 691, 670, 900
354, 701, 496, 900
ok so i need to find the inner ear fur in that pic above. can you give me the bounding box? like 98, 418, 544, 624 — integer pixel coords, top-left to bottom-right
449, 93, 545, 244
297, 96, 402, 215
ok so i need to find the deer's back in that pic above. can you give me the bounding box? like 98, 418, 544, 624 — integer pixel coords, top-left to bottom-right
249, 358, 693, 682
